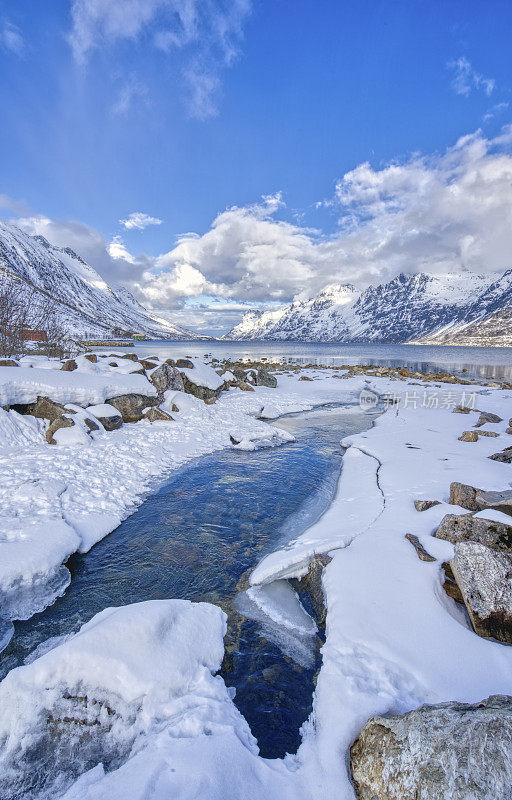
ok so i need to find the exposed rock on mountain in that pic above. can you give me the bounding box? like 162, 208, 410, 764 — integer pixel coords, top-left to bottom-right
0, 222, 199, 340
226, 271, 512, 345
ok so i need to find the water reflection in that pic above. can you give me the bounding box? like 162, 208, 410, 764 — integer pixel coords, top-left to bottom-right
123, 340, 512, 382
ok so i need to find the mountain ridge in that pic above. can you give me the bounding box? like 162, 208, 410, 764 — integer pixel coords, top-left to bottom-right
225, 271, 512, 345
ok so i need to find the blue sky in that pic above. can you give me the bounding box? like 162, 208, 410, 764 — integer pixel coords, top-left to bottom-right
1, 0, 512, 334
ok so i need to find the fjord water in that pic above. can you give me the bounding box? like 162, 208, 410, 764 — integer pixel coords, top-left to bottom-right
129, 340, 512, 382
0, 405, 377, 762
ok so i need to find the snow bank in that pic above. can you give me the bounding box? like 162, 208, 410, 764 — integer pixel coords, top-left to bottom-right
0, 367, 156, 407
0, 600, 296, 800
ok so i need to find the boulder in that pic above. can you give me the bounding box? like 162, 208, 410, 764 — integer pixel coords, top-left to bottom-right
414, 499, 440, 512
477, 430, 499, 437
12, 396, 69, 422
106, 394, 159, 423
142, 407, 174, 422
139, 359, 158, 370
0, 359, 19, 367
458, 430, 479, 442
255, 366, 277, 388
181, 374, 222, 403
489, 450, 512, 463
350, 695, 512, 800
405, 533, 436, 562
107, 352, 138, 361
474, 411, 503, 427
60, 359, 77, 371
45, 416, 75, 445
150, 363, 184, 394
435, 513, 512, 552
449, 482, 480, 511
84, 354, 97, 363
452, 405, 472, 414
451, 541, 512, 643
176, 358, 194, 369
475, 489, 512, 517
83, 417, 99, 434
85, 403, 122, 431
299, 375, 314, 381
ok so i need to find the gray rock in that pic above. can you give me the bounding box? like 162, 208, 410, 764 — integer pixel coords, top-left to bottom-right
12, 396, 69, 422
255, 366, 277, 388
107, 352, 138, 361
180, 374, 222, 403
451, 541, 512, 643
150, 363, 184, 394
106, 394, 159, 423
414, 499, 441, 512
474, 411, 503, 427
450, 482, 480, 511
89, 407, 122, 431
477, 430, 499, 437
60, 359, 77, 371
176, 358, 194, 369
45, 416, 75, 444
237, 380, 255, 392
475, 489, 512, 517
350, 695, 512, 800
84, 353, 97, 363
291, 553, 332, 627
435, 513, 512, 552
139, 359, 158, 370
405, 533, 436, 561
142, 407, 174, 422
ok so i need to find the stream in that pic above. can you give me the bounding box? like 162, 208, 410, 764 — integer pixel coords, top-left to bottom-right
0, 404, 377, 763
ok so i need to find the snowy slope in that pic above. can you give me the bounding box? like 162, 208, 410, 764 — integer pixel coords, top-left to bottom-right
226, 271, 512, 344
0, 222, 199, 340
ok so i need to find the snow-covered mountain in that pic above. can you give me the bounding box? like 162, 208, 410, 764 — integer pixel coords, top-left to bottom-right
226, 271, 512, 345
0, 222, 199, 340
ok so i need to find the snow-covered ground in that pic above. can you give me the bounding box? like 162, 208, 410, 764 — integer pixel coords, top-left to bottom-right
1, 360, 511, 799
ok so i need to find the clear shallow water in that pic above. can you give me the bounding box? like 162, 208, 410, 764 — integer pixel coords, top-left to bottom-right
1, 405, 377, 762
123, 340, 512, 382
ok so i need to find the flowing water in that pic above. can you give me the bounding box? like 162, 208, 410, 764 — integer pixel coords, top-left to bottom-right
0, 404, 377, 762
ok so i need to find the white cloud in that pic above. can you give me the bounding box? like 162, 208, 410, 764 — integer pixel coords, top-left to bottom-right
69, 0, 251, 118
112, 77, 150, 115
120, 212, 163, 230
483, 102, 509, 122
8, 127, 512, 333
448, 57, 495, 97
0, 20, 24, 55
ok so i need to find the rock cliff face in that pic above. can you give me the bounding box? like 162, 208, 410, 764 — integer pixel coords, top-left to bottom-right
226, 271, 512, 344
0, 222, 198, 340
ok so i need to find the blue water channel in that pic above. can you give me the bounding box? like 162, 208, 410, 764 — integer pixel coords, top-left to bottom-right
0, 405, 377, 762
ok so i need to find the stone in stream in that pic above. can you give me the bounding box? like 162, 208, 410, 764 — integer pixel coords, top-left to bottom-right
405, 534, 436, 562
350, 695, 512, 800
475, 489, 512, 517
414, 499, 440, 512
149, 363, 184, 394
449, 481, 480, 511
474, 411, 503, 427
106, 393, 159, 423
435, 514, 512, 552
451, 541, 512, 643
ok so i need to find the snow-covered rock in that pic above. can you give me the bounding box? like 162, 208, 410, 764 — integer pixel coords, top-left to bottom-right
350, 695, 512, 800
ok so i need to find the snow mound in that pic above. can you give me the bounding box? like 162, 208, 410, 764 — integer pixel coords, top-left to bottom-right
0, 600, 257, 800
